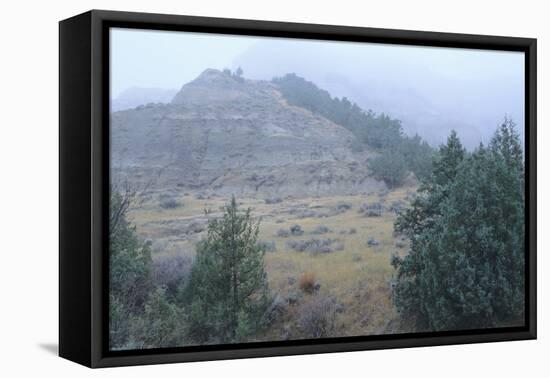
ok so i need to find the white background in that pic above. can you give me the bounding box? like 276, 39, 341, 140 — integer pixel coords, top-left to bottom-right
0, 0, 547, 376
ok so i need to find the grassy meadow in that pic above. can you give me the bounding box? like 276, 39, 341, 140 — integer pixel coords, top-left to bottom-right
128, 188, 414, 341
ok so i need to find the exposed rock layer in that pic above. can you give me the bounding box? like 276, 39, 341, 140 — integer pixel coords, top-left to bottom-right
111, 69, 385, 197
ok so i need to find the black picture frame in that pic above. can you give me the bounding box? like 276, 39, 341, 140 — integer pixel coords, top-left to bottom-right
59, 9, 537, 368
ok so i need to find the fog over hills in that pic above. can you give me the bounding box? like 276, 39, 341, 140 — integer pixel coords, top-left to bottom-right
111, 69, 385, 196
232, 39, 525, 149
110, 29, 524, 150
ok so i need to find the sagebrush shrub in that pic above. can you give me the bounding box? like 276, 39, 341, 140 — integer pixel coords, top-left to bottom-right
159, 197, 180, 209
152, 253, 193, 298
298, 296, 339, 338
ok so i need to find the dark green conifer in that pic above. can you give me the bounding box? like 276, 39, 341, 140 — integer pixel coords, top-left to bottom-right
109, 188, 153, 349
392, 124, 524, 331
184, 197, 270, 343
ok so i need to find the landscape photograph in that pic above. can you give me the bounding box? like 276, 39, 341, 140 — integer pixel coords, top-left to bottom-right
108, 28, 526, 351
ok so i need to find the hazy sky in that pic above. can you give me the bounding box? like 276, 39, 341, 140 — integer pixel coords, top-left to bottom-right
110, 28, 256, 97
110, 27, 525, 147
110, 27, 524, 96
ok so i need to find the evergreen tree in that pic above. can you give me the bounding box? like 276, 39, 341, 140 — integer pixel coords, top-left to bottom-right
392, 125, 524, 331
110, 189, 153, 311
109, 188, 153, 349
400, 134, 435, 181
184, 197, 270, 343
369, 149, 408, 188
127, 287, 185, 349
395, 130, 465, 238
431, 130, 466, 187
233, 67, 244, 82
490, 117, 524, 173
109, 184, 190, 350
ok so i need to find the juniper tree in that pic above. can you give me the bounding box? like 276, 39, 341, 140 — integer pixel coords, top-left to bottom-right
395, 130, 465, 238
233, 67, 245, 82
400, 134, 435, 181
392, 131, 466, 329
109, 182, 190, 350
184, 197, 270, 343
432, 130, 466, 187
109, 188, 153, 349
392, 124, 524, 331
127, 287, 185, 349
490, 117, 524, 173
369, 149, 408, 188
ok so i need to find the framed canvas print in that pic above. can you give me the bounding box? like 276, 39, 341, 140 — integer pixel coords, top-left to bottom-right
59, 10, 536, 368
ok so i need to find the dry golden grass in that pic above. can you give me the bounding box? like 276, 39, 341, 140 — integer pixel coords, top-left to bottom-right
128, 188, 413, 340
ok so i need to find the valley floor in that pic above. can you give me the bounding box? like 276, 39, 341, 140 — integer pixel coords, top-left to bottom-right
129, 188, 415, 342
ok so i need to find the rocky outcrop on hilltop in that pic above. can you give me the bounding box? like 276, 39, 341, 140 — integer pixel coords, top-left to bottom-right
110, 69, 385, 197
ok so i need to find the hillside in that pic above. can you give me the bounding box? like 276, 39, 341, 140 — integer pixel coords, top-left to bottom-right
111, 87, 178, 112
111, 69, 386, 197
